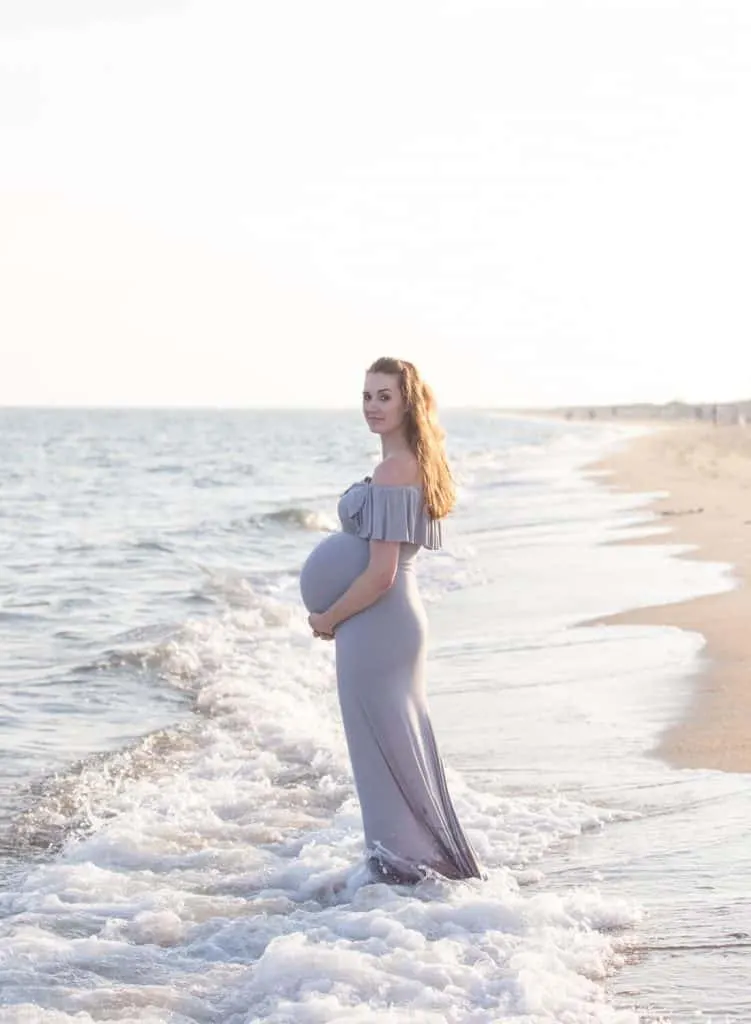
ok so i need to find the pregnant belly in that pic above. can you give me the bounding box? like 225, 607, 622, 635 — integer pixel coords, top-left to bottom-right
299, 531, 370, 613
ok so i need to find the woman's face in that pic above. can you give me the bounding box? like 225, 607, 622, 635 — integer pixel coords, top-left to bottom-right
362, 372, 407, 435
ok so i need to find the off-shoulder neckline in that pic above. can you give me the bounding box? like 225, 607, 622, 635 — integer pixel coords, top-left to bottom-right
362, 475, 423, 492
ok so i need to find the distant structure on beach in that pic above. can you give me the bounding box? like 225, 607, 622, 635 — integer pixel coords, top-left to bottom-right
536, 398, 751, 426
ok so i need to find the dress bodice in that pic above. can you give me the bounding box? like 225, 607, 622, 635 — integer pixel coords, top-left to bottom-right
337, 477, 442, 551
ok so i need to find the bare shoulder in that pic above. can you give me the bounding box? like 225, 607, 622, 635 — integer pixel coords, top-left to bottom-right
371, 454, 421, 488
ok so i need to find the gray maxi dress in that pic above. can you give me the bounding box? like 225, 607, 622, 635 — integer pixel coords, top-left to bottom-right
299, 477, 483, 884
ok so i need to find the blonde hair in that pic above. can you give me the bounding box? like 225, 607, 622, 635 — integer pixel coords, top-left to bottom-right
367, 356, 456, 519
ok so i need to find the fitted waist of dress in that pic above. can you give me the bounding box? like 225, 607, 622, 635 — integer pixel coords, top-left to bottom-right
342, 529, 420, 570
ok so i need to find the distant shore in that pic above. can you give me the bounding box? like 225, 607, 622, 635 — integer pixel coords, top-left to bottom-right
513, 397, 751, 428
548, 403, 751, 774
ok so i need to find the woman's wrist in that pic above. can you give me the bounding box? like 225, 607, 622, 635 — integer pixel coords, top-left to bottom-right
321, 611, 338, 633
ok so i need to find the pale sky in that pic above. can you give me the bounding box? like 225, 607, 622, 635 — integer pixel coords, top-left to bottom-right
1, 0, 750, 408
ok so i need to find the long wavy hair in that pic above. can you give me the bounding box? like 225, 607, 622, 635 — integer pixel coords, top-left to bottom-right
367, 356, 456, 519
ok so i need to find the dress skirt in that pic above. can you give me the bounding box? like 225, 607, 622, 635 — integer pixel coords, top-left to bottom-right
334, 559, 482, 883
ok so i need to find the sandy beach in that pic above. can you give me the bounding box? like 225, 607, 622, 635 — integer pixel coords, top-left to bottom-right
582, 420, 751, 774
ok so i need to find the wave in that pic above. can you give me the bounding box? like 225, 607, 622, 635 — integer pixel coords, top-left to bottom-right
260, 506, 336, 531
0, 573, 644, 1023
4, 721, 202, 859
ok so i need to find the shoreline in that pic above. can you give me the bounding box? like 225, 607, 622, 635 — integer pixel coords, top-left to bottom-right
578, 420, 751, 774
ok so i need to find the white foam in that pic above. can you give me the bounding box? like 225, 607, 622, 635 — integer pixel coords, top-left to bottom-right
0, 576, 646, 1022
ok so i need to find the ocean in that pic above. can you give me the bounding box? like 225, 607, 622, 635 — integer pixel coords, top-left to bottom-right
0, 407, 748, 1023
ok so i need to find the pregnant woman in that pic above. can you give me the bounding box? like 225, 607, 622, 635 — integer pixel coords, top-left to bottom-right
299, 356, 483, 885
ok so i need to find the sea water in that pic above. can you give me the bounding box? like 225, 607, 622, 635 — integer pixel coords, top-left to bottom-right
0, 407, 747, 1023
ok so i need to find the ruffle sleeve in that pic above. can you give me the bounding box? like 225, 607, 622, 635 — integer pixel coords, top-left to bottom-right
352, 484, 442, 549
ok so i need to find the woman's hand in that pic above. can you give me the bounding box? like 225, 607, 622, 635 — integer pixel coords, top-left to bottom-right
308, 612, 336, 641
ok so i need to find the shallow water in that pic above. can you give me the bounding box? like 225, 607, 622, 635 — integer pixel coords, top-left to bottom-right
0, 407, 746, 1022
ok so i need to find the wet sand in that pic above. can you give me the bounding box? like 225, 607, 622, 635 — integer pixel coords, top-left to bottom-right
582, 421, 751, 773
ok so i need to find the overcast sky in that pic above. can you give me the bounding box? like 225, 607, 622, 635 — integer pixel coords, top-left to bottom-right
1, 0, 749, 408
